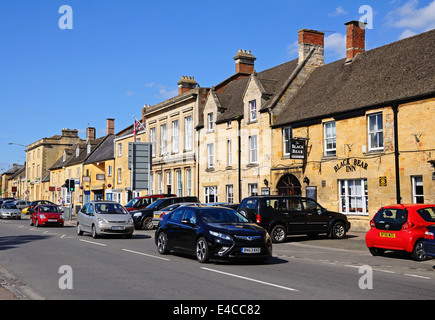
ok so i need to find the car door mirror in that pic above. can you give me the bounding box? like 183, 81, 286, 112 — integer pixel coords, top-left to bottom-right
318, 208, 327, 215
181, 219, 195, 226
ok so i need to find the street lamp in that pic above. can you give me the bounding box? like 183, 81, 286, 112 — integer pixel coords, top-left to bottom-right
8, 142, 27, 148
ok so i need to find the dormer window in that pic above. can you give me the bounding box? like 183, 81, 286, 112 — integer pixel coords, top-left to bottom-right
63, 152, 66, 162
87, 144, 91, 154
207, 113, 214, 132
76, 147, 80, 157
249, 100, 257, 122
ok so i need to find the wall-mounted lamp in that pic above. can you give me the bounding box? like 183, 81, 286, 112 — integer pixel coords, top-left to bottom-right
303, 177, 310, 185
263, 179, 269, 186
414, 134, 422, 143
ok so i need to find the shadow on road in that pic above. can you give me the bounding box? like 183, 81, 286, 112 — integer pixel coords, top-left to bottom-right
0, 235, 50, 251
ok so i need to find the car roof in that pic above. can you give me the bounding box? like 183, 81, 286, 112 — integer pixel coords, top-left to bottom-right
380, 204, 435, 210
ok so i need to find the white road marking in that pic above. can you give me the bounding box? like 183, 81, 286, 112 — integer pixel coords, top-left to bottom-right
122, 249, 171, 261
79, 239, 106, 247
201, 267, 299, 292
404, 274, 431, 280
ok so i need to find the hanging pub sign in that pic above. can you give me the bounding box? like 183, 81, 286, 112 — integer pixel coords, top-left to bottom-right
291, 139, 306, 160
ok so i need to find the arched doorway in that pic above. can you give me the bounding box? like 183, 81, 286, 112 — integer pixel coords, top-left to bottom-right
277, 174, 302, 196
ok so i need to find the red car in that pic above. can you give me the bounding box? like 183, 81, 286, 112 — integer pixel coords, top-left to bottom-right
366, 204, 435, 261
30, 205, 64, 227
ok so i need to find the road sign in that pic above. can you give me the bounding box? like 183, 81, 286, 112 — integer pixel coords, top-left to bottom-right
128, 142, 152, 190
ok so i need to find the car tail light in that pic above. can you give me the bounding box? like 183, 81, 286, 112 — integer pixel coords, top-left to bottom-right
425, 231, 435, 240
369, 220, 375, 229
256, 214, 261, 224
402, 221, 415, 230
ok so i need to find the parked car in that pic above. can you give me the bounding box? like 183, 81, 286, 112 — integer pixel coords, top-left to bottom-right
155, 205, 272, 263
15, 200, 30, 212
423, 224, 435, 258
366, 204, 435, 261
0, 202, 21, 219
77, 201, 134, 238
238, 196, 350, 243
26, 200, 57, 215
205, 202, 240, 210
131, 196, 200, 230
124, 194, 176, 212
152, 203, 201, 228
30, 204, 64, 227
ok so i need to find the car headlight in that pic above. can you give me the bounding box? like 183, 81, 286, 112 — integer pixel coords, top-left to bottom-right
133, 212, 142, 218
39, 214, 46, 219
210, 231, 232, 241
127, 217, 133, 224
59, 215, 64, 219
98, 217, 108, 224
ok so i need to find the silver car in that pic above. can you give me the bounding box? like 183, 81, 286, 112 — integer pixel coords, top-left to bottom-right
0, 203, 21, 219
77, 201, 134, 238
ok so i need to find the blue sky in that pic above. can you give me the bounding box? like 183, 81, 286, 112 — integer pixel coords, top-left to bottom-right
1, 0, 434, 173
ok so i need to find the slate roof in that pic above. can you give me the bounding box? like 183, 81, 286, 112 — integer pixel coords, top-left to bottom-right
84, 135, 115, 164
273, 29, 435, 127
213, 59, 299, 124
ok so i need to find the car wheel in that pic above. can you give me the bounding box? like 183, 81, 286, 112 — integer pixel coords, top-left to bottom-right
29, 218, 34, 226
77, 223, 83, 236
271, 225, 287, 243
142, 217, 153, 230
411, 240, 427, 261
157, 232, 169, 254
196, 237, 209, 263
35, 219, 40, 228
331, 222, 346, 239
369, 248, 385, 256
92, 225, 99, 239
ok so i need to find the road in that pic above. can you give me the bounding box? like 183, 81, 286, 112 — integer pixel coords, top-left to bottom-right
1, 216, 434, 303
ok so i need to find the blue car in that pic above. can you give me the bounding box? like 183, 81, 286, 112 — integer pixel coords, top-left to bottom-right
423, 225, 435, 258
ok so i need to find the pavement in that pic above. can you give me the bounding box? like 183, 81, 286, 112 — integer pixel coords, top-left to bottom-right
0, 214, 368, 300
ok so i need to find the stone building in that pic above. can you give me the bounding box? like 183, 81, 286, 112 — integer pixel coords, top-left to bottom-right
271, 22, 435, 231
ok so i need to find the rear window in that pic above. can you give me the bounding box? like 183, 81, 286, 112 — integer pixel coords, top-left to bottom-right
374, 208, 407, 231
417, 207, 435, 222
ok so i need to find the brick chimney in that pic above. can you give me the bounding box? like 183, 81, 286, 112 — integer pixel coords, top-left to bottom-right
106, 118, 115, 135
234, 50, 256, 74
177, 76, 198, 95
298, 29, 325, 65
86, 127, 96, 141
345, 21, 366, 62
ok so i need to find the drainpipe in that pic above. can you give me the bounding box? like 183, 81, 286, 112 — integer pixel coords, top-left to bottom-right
237, 117, 242, 203
392, 104, 402, 204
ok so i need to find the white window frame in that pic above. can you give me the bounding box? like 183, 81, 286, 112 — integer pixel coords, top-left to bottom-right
249, 135, 258, 164
411, 176, 424, 204
207, 143, 214, 169
184, 116, 192, 151
172, 120, 179, 153
227, 139, 232, 167
339, 179, 368, 216
324, 121, 336, 157
117, 168, 122, 184
283, 127, 292, 156
204, 186, 218, 204
117, 143, 122, 157
186, 169, 192, 196
368, 113, 383, 151
160, 124, 167, 155
158, 172, 163, 194
176, 170, 182, 197
150, 127, 156, 157
207, 113, 214, 132
248, 183, 258, 196
149, 173, 154, 195
249, 100, 257, 122
226, 185, 234, 203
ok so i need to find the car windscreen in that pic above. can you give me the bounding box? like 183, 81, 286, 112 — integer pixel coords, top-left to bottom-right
199, 208, 249, 223
95, 203, 128, 214
39, 206, 61, 213
373, 208, 407, 231
2, 203, 18, 209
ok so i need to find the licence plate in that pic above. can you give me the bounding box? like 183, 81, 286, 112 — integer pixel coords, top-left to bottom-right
112, 226, 125, 231
242, 248, 261, 254
153, 214, 160, 219
48, 219, 58, 222
380, 232, 396, 238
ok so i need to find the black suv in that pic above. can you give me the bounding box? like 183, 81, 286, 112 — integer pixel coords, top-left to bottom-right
238, 196, 351, 243
131, 196, 200, 230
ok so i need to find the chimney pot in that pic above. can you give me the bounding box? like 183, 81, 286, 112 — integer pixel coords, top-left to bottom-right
233, 49, 256, 74
345, 21, 366, 62
177, 76, 198, 95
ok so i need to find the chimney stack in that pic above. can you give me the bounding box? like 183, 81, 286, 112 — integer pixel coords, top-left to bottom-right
298, 29, 325, 65
86, 127, 96, 141
177, 76, 198, 95
106, 118, 115, 135
234, 50, 256, 74
345, 21, 366, 62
